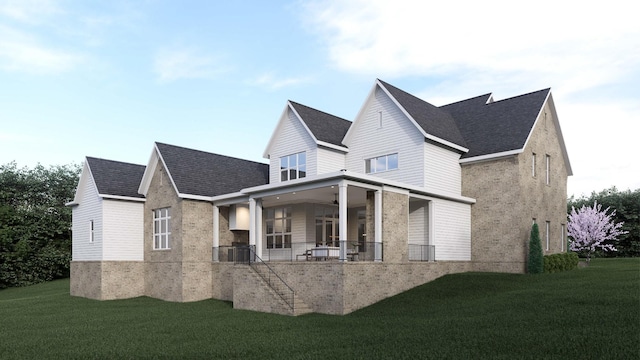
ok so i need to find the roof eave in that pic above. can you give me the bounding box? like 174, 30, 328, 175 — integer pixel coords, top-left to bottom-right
317, 141, 349, 153
459, 149, 522, 164
99, 194, 146, 202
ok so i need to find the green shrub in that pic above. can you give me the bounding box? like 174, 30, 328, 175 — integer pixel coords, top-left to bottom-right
528, 223, 544, 274
544, 252, 579, 273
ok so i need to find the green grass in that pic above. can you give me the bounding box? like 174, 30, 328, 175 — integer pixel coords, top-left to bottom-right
1, 258, 638, 359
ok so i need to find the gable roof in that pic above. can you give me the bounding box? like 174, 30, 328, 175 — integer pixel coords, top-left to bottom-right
377, 79, 468, 151
288, 101, 352, 147
86, 157, 145, 199
440, 88, 550, 159
154, 142, 269, 198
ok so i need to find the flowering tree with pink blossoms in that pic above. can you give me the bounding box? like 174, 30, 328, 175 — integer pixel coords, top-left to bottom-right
568, 201, 627, 262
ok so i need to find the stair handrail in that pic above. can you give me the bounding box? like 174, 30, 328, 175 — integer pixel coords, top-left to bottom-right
241, 246, 295, 311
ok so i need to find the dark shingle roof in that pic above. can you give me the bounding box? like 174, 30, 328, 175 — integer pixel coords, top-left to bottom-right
156, 142, 269, 197
378, 79, 468, 149
87, 157, 145, 198
440, 88, 550, 158
289, 101, 351, 147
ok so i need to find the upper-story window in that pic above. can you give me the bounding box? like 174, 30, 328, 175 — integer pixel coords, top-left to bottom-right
366, 153, 398, 174
153, 208, 171, 250
545, 155, 550, 185
532, 153, 536, 177
280, 152, 306, 182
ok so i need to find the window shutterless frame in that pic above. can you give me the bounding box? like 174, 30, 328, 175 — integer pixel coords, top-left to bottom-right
153, 208, 171, 250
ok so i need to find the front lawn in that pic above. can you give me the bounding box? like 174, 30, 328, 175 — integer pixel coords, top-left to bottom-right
1, 258, 638, 359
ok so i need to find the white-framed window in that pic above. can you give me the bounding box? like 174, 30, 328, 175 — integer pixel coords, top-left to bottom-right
366, 153, 398, 174
545, 155, 550, 185
280, 152, 306, 182
545, 221, 550, 251
532, 153, 536, 177
265, 207, 292, 249
560, 224, 565, 252
89, 220, 94, 243
153, 208, 171, 250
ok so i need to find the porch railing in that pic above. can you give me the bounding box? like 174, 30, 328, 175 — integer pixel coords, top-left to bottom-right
213, 242, 384, 262
408, 244, 435, 261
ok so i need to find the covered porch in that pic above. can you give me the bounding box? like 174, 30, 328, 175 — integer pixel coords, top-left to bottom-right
211, 172, 437, 263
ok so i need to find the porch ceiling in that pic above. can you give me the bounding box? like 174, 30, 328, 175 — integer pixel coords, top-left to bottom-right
260, 185, 368, 208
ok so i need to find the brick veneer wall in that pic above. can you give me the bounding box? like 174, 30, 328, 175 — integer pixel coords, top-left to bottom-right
382, 190, 409, 263
144, 159, 213, 302
70, 261, 102, 299
461, 99, 569, 273
518, 101, 568, 255
71, 261, 144, 300
256, 261, 473, 315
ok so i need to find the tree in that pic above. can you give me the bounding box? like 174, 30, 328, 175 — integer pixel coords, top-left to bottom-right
0, 162, 80, 288
567, 201, 628, 262
568, 187, 639, 257
528, 223, 544, 274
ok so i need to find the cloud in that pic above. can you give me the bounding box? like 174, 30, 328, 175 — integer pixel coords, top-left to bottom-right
250, 72, 312, 90
0, 0, 62, 24
0, 25, 83, 74
153, 48, 230, 82
300, 0, 640, 96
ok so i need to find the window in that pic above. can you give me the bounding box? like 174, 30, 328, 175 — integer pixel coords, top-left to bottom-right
315, 206, 339, 247
545, 221, 550, 251
280, 152, 306, 182
366, 153, 398, 174
153, 208, 171, 250
265, 207, 292, 249
545, 155, 550, 185
560, 224, 565, 252
532, 153, 536, 177
89, 220, 94, 243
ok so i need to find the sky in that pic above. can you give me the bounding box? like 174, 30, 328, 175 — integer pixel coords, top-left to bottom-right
1, 0, 638, 198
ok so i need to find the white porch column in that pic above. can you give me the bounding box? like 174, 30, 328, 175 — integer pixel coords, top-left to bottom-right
213, 205, 220, 262
339, 181, 348, 262
249, 198, 256, 251
255, 199, 263, 259
374, 189, 382, 262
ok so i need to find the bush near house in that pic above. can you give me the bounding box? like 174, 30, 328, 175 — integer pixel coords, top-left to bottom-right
544, 252, 579, 273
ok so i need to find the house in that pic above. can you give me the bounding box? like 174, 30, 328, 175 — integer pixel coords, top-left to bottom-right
68, 79, 571, 315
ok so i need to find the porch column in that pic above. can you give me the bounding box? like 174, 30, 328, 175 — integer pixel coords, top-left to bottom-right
339, 181, 348, 262
374, 189, 382, 262
213, 205, 220, 262
255, 199, 263, 259
249, 198, 256, 253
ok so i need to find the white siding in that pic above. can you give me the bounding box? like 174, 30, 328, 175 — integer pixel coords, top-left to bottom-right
268, 109, 317, 183
424, 141, 462, 195
432, 199, 471, 261
71, 170, 103, 261
345, 87, 425, 187
316, 147, 346, 174
102, 200, 144, 261
408, 200, 429, 245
